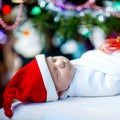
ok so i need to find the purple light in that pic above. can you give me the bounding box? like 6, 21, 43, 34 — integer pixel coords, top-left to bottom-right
0, 30, 7, 44
0, 30, 4, 39
0, 0, 2, 10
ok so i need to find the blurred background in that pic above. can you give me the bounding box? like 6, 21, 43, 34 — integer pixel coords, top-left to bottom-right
0, 0, 120, 107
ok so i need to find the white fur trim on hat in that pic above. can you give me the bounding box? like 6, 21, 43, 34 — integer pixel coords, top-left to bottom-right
36, 54, 58, 101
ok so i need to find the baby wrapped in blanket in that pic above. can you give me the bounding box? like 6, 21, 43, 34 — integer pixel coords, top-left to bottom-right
61, 36, 120, 98
61, 49, 120, 98
3, 36, 120, 118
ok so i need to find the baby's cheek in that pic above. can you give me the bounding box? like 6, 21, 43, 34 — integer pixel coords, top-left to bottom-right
66, 73, 73, 82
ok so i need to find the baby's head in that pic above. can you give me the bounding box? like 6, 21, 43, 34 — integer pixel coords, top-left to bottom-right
36, 54, 75, 96
3, 54, 75, 118
46, 56, 75, 96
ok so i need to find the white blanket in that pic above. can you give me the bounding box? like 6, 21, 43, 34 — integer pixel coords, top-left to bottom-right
0, 96, 120, 120
75, 50, 120, 78
60, 50, 120, 98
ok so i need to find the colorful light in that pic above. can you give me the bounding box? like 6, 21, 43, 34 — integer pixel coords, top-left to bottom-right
0, 0, 2, 10
39, 0, 95, 11
38, 0, 120, 19
31, 6, 41, 15
2, 5, 12, 14
23, 30, 30, 36
79, 25, 91, 38
114, 2, 120, 12
0, 30, 4, 39
0, 30, 7, 44
0, 3, 23, 30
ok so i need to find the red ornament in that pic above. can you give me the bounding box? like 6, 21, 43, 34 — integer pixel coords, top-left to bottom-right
99, 36, 120, 54
2, 5, 12, 14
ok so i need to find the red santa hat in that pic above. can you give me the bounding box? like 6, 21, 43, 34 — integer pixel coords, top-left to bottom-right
3, 54, 58, 118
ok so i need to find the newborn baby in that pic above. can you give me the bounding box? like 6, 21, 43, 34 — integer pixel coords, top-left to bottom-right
3, 36, 120, 118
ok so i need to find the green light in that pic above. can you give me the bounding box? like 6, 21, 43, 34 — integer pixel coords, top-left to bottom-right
31, 6, 41, 15
114, 2, 120, 12
83, 31, 91, 38
80, 27, 91, 38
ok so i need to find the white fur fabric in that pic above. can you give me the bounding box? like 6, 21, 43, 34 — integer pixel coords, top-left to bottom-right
76, 50, 120, 79
61, 50, 120, 98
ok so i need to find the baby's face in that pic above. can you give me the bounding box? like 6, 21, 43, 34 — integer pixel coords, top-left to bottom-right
46, 56, 75, 95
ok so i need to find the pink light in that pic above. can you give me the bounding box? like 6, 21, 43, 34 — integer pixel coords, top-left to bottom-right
48, 0, 95, 10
